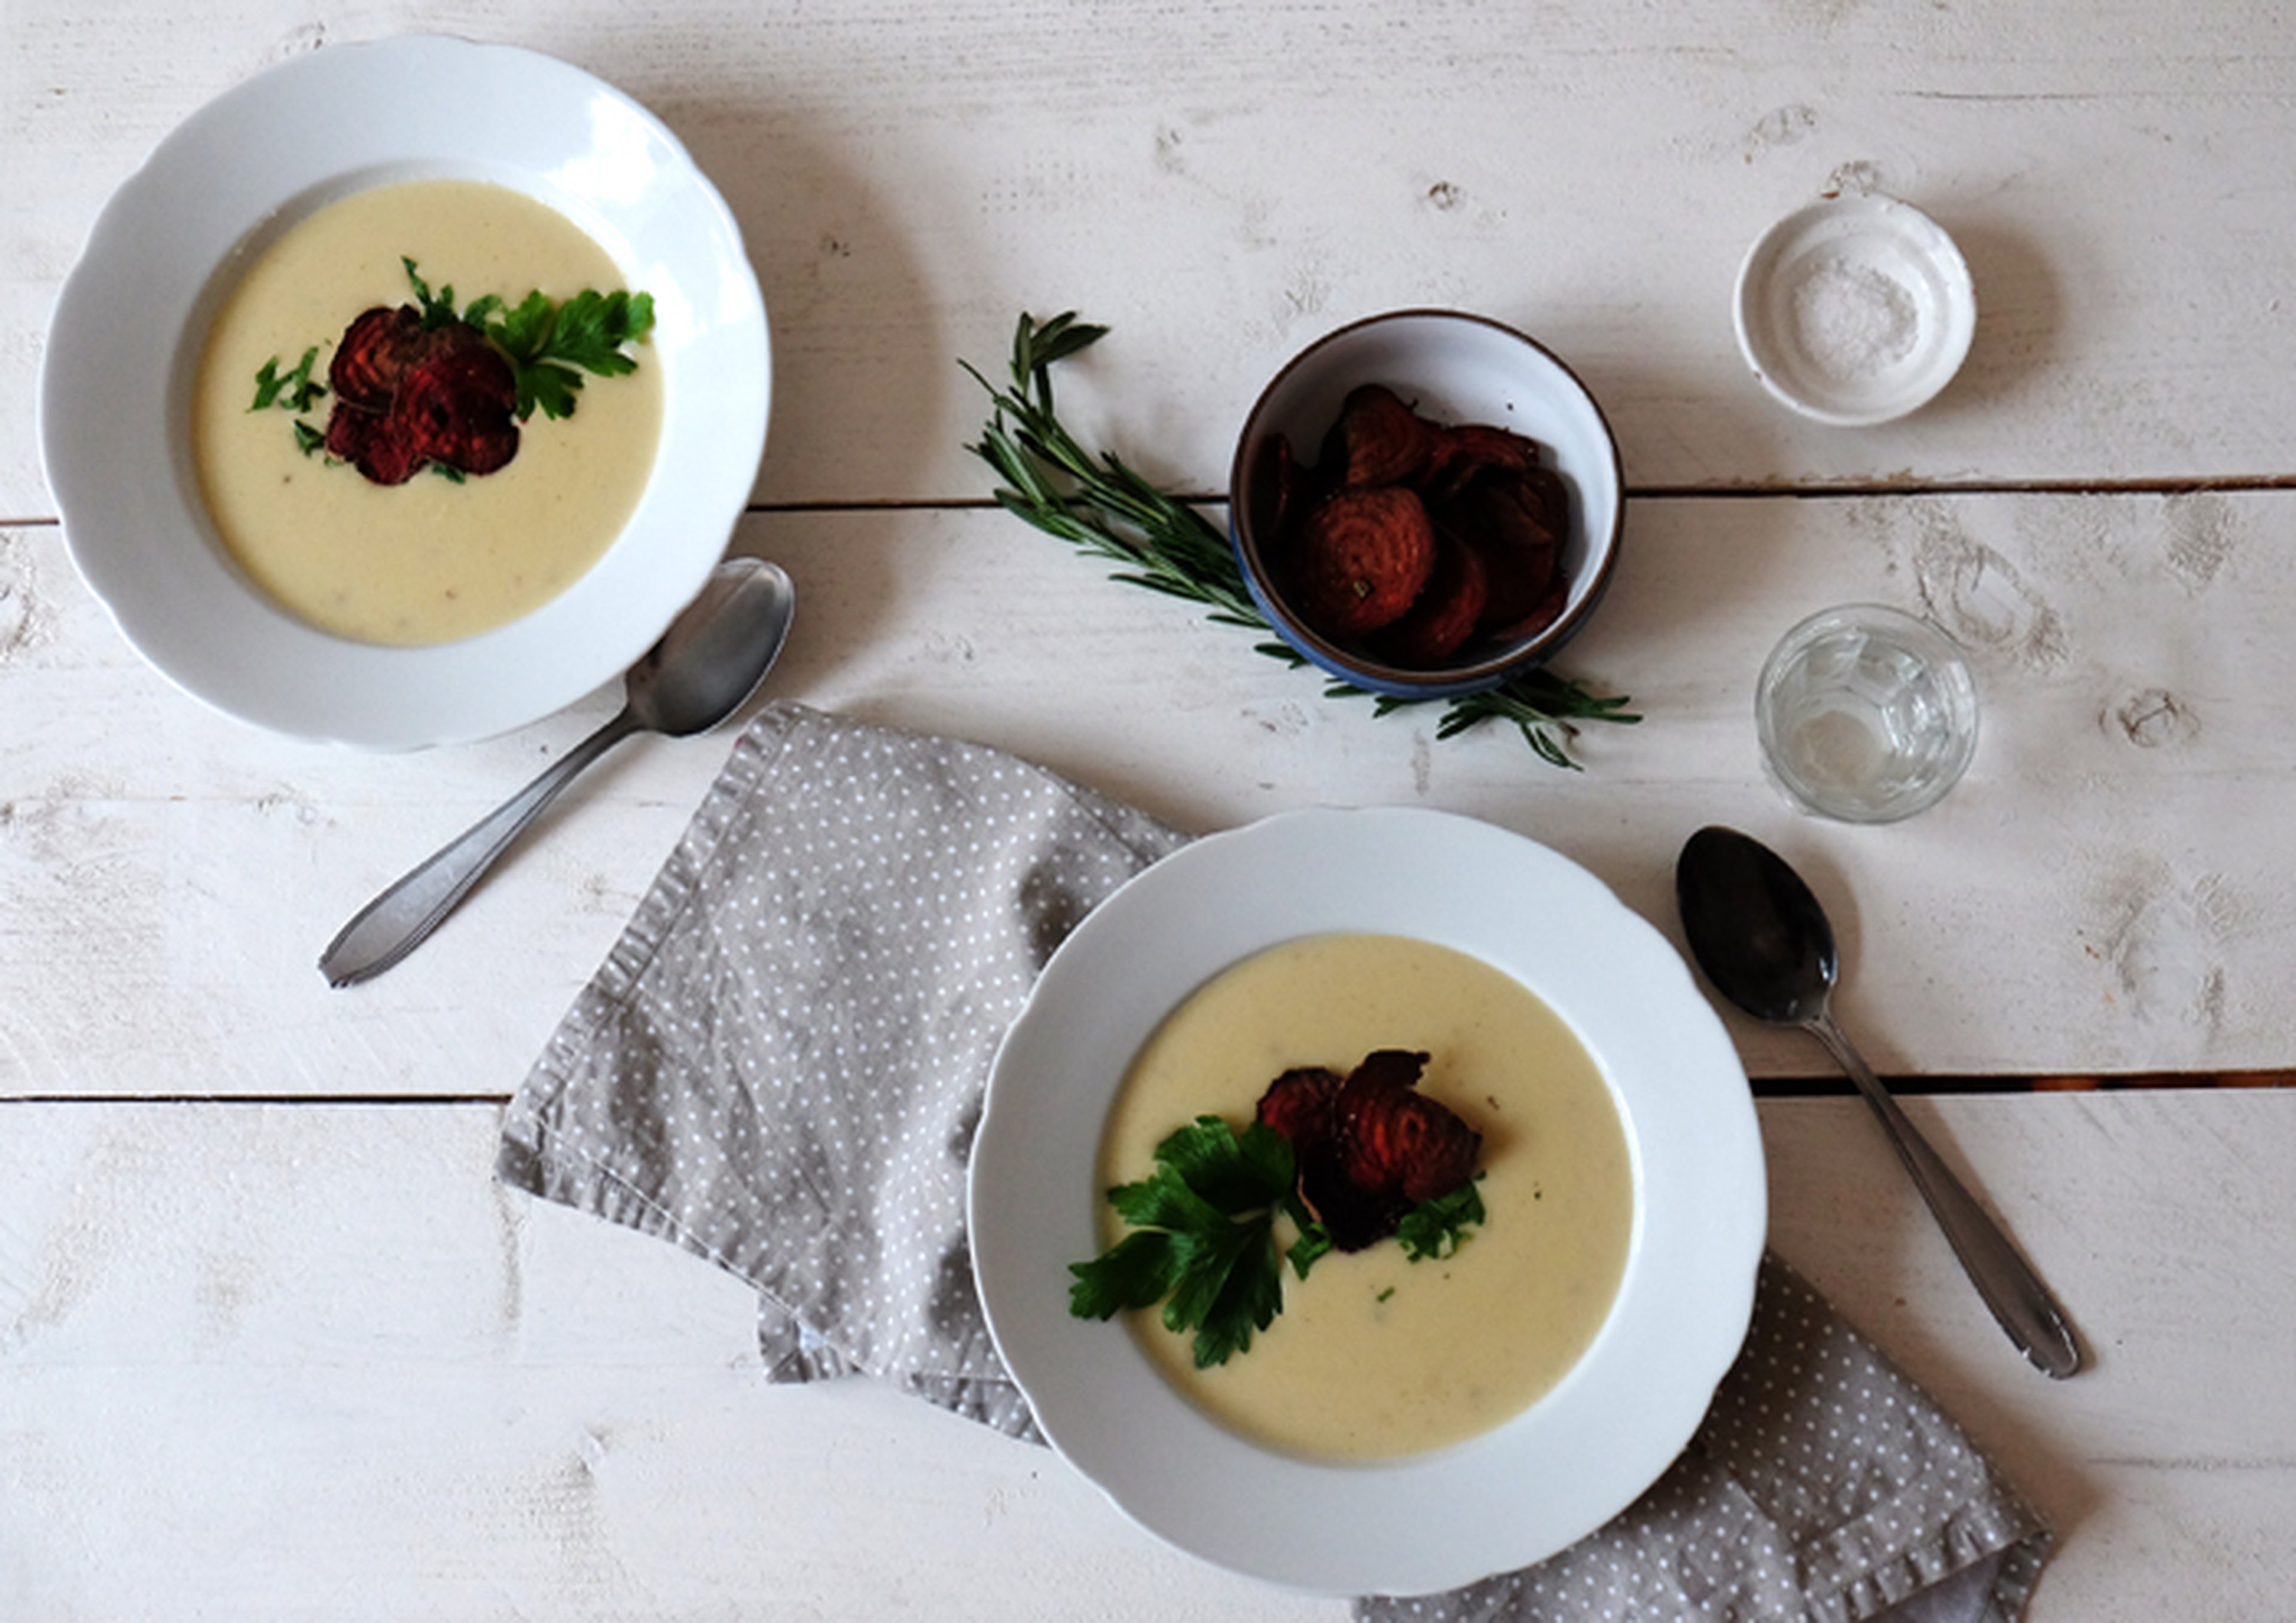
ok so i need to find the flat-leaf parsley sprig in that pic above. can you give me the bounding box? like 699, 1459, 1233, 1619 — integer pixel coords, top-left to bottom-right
1068, 1114, 1487, 1368
1068, 1115, 1332, 1370
963, 311, 1638, 769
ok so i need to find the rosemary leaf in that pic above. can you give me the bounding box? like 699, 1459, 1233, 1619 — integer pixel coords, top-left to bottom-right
962, 312, 1639, 767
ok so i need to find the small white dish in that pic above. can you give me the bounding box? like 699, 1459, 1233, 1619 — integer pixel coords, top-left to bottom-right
1733, 194, 1975, 427
38, 36, 769, 748
969, 806, 1767, 1597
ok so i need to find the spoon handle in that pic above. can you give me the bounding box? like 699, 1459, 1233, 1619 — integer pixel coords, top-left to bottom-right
1807, 1013, 2084, 1379
319, 708, 642, 988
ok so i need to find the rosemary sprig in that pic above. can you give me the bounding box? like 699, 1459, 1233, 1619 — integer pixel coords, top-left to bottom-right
962, 311, 1638, 768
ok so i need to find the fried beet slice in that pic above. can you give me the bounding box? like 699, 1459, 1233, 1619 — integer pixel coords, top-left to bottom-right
323, 402, 425, 486
1375, 534, 1489, 667
1434, 465, 1562, 628
1424, 421, 1539, 490
1330, 1050, 1479, 1205
322, 402, 378, 464
392, 338, 520, 476
1253, 432, 1305, 560
1321, 384, 1442, 490
1255, 1062, 1390, 1251
1482, 573, 1573, 644
1342, 1082, 1483, 1203
1256, 1065, 1342, 1146
1286, 486, 1436, 640
329, 305, 436, 413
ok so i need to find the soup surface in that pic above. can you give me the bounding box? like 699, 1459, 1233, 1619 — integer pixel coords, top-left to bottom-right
191, 179, 663, 646
1098, 931, 1634, 1461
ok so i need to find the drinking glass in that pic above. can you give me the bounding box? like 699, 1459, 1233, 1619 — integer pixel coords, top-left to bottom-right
1755, 604, 1978, 823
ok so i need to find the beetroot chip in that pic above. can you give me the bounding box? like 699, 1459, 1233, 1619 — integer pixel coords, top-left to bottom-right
1342, 1085, 1482, 1204
1425, 421, 1540, 491
323, 403, 425, 486
393, 340, 520, 476
1287, 487, 1437, 640
1482, 573, 1573, 644
1256, 1065, 1342, 1147
329, 305, 435, 414
1322, 384, 1441, 490
1375, 534, 1489, 667
1434, 466, 1563, 628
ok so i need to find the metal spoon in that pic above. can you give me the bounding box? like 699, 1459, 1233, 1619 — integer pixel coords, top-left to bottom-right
320, 557, 797, 988
1674, 824, 2083, 1379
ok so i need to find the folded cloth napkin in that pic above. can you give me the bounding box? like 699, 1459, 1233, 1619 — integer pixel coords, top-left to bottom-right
497, 701, 2052, 1622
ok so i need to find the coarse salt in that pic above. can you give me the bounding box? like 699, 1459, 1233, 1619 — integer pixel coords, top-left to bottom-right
1789, 256, 1920, 379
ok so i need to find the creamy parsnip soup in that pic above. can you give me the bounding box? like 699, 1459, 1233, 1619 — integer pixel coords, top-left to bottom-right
1098, 932, 1634, 1461
191, 179, 663, 646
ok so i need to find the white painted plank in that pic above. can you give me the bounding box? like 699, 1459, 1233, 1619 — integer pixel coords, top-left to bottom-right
1764, 1090, 2296, 1623
5, 1094, 2292, 1618
14, 1, 2296, 516
10, 484, 2296, 1097
0, 1100, 1340, 1621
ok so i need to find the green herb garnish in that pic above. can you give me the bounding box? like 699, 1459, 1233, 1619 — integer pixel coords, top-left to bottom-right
1068, 1114, 1487, 1367
469, 283, 657, 421
1068, 1116, 1325, 1370
964, 311, 1639, 768
1395, 1176, 1486, 1262
401, 257, 463, 330
251, 346, 326, 414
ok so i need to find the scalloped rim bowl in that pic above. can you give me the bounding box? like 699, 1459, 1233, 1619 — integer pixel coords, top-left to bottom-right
38, 35, 770, 748
970, 807, 1767, 1596
1228, 310, 1624, 700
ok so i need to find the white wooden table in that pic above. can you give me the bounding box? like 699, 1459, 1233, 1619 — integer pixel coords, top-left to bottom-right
7, 4, 2295, 1616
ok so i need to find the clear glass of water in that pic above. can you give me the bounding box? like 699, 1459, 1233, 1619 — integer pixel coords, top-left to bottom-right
1755, 604, 1979, 823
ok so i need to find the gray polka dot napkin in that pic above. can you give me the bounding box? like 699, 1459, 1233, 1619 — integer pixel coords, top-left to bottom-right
497, 701, 2051, 1621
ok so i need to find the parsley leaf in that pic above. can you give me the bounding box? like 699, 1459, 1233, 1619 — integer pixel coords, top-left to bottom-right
1396, 1176, 1486, 1262
1163, 1214, 1286, 1368
1069, 1115, 1302, 1369
401, 256, 462, 329
1151, 1115, 1293, 1213
474, 284, 657, 421
1066, 1230, 1183, 1319
251, 346, 326, 414
1286, 1222, 1335, 1280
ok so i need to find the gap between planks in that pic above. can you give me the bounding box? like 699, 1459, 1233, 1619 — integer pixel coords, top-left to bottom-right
7, 1072, 2292, 1108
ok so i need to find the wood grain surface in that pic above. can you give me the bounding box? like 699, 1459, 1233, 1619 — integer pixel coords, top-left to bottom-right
8, 2, 2296, 1617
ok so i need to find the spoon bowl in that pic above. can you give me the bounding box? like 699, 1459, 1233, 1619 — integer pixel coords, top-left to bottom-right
1675, 826, 1837, 1025
320, 556, 796, 987
1674, 825, 2083, 1379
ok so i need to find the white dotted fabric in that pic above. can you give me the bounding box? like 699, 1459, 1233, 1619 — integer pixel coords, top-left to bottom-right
498, 702, 1187, 1433
1358, 1258, 2050, 1622
497, 702, 2050, 1621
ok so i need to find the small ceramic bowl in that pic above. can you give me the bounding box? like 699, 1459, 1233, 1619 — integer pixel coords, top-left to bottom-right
1229, 310, 1623, 699
1733, 194, 1976, 427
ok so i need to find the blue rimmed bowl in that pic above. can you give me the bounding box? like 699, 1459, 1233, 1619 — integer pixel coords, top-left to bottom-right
1228, 310, 1622, 699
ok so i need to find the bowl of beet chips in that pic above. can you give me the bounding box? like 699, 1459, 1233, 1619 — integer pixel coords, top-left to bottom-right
1229, 310, 1622, 698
